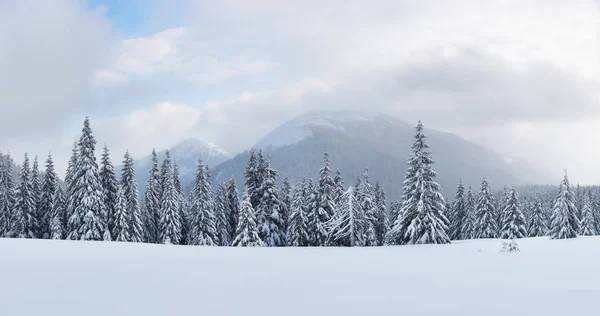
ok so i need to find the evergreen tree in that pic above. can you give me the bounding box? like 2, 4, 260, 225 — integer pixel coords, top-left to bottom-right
39, 154, 59, 239
256, 162, 286, 247
385, 200, 401, 236
304, 178, 318, 241
474, 178, 498, 239
527, 195, 548, 237
388, 121, 450, 245
99, 145, 118, 240
226, 178, 240, 242
592, 189, 600, 233
579, 192, 596, 236
31, 156, 42, 238
287, 179, 310, 246
357, 169, 378, 246
373, 181, 387, 245
11, 154, 37, 238
49, 185, 66, 240
143, 149, 161, 243
232, 188, 264, 247
244, 151, 261, 209
328, 186, 366, 247
0, 153, 16, 237
173, 162, 188, 245
158, 154, 182, 244
280, 176, 292, 234
499, 187, 527, 239
549, 172, 579, 239
309, 153, 336, 246
333, 170, 345, 206
449, 181, 466, 240
113, 185, 131, 242
64, 141, 79, 240
67, 118, 110, 241
461, 186, 477, 239
122, 151, 143, 242
214, 182, 231, 246
188, 159, 217, 246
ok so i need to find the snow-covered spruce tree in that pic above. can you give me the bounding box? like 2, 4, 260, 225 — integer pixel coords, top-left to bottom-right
461, 186, 477, 239
527, 195, 548, 237
143, 149, 161, 243
64, 141, 79, 240
31, 156, 43, 238
287, 179, 310, 246
244, 151, 263, 209
187, 159, 217, 246
328, 186, 366, 247
498, 186, 510, 230
592, 189, 600, 233
448, 181, 466, 240
385, 200, 401, 234
333, 170, 345, 207
373, 181, 387, 246
308, 152, 336, 246
226, 178, 240, 242
99, 145, 118, 240
256, 162, 286, 247
388, 121, 450, 245
214, 182, 231, 246
68, 118, 110, 241
304, 178, 318, 240
499, 187, 527, 239
232, 188, 264, 247
579, 192, 596, 236
39, 154, 60, 239
474, 178, 498, 239
122, 151, 143, 242
549, 173, 579, 239
49, 186, 66, 240
0, 153, 16, 237
11, 154, 37, 238
280, 176, 292, 234
575, 184, 584, 221
113, 185, 131, 242
357, 168, 378, 246
158, 154, 182, 244
173, 163, 188, 245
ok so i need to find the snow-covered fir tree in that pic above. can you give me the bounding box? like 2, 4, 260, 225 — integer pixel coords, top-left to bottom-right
143, 149, 161, 243
11, 154, 37, 238
449, 181, 466, 240
31, 156, 42, 238
308, 152, 336, 246
474, 178, 498, 239
287, 179, 310, 246
158, 153, 182, 244
280, 176, 292, 234
67, 118, 110, 241
122, 151, 143, 243
388, 121, 450, 245
214, 182, 231, 246
39, 154, 60, 239
226, 178, 240, 242
357, 168, 378, 246
64, 141, 79, 240
113, 185, 131, 242
0, 153, 16, 237
187, 159, 217, 246
579, 192, 596, 236
373, 181, 387, 245
244, 151, 262, 209
527, 195, 548, 237
256, 161, 286, 247
328, 186, 366, 247
385, 200, 401, 236
333, 170, 345, 207
99, 145, 118, 240
498, 186, 510, 230
173, 162, 188, 245
499, 187, 527, 239
232, 188, 264, 247
461, 186, 477, 239
592, 189, 600, 233
549, 172, 579, 239
49, 186, 66, 240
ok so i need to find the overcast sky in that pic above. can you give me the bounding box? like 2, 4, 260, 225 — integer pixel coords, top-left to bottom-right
0, 0, 599, 184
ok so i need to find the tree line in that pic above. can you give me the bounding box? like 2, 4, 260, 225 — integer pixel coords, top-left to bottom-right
0, 118, 585, 247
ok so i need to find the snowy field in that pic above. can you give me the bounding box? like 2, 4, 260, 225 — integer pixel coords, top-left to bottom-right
1, 237, 599, 316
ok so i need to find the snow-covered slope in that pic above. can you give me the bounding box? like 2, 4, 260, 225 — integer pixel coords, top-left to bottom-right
215, 110, 551, 200
131, 138, 231, 192
0, 237, 597, 316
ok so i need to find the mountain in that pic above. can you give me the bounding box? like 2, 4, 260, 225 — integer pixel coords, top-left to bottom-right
212, 111, 552, 201
131, 138, 231, 193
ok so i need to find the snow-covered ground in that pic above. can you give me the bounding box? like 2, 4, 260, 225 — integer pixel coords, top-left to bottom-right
0, 237, 598, 316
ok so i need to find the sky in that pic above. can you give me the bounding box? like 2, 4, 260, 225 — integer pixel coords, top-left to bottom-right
0, 0, 599, 184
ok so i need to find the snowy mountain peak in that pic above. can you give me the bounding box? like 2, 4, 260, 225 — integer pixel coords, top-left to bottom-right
171, 138, 230, 159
